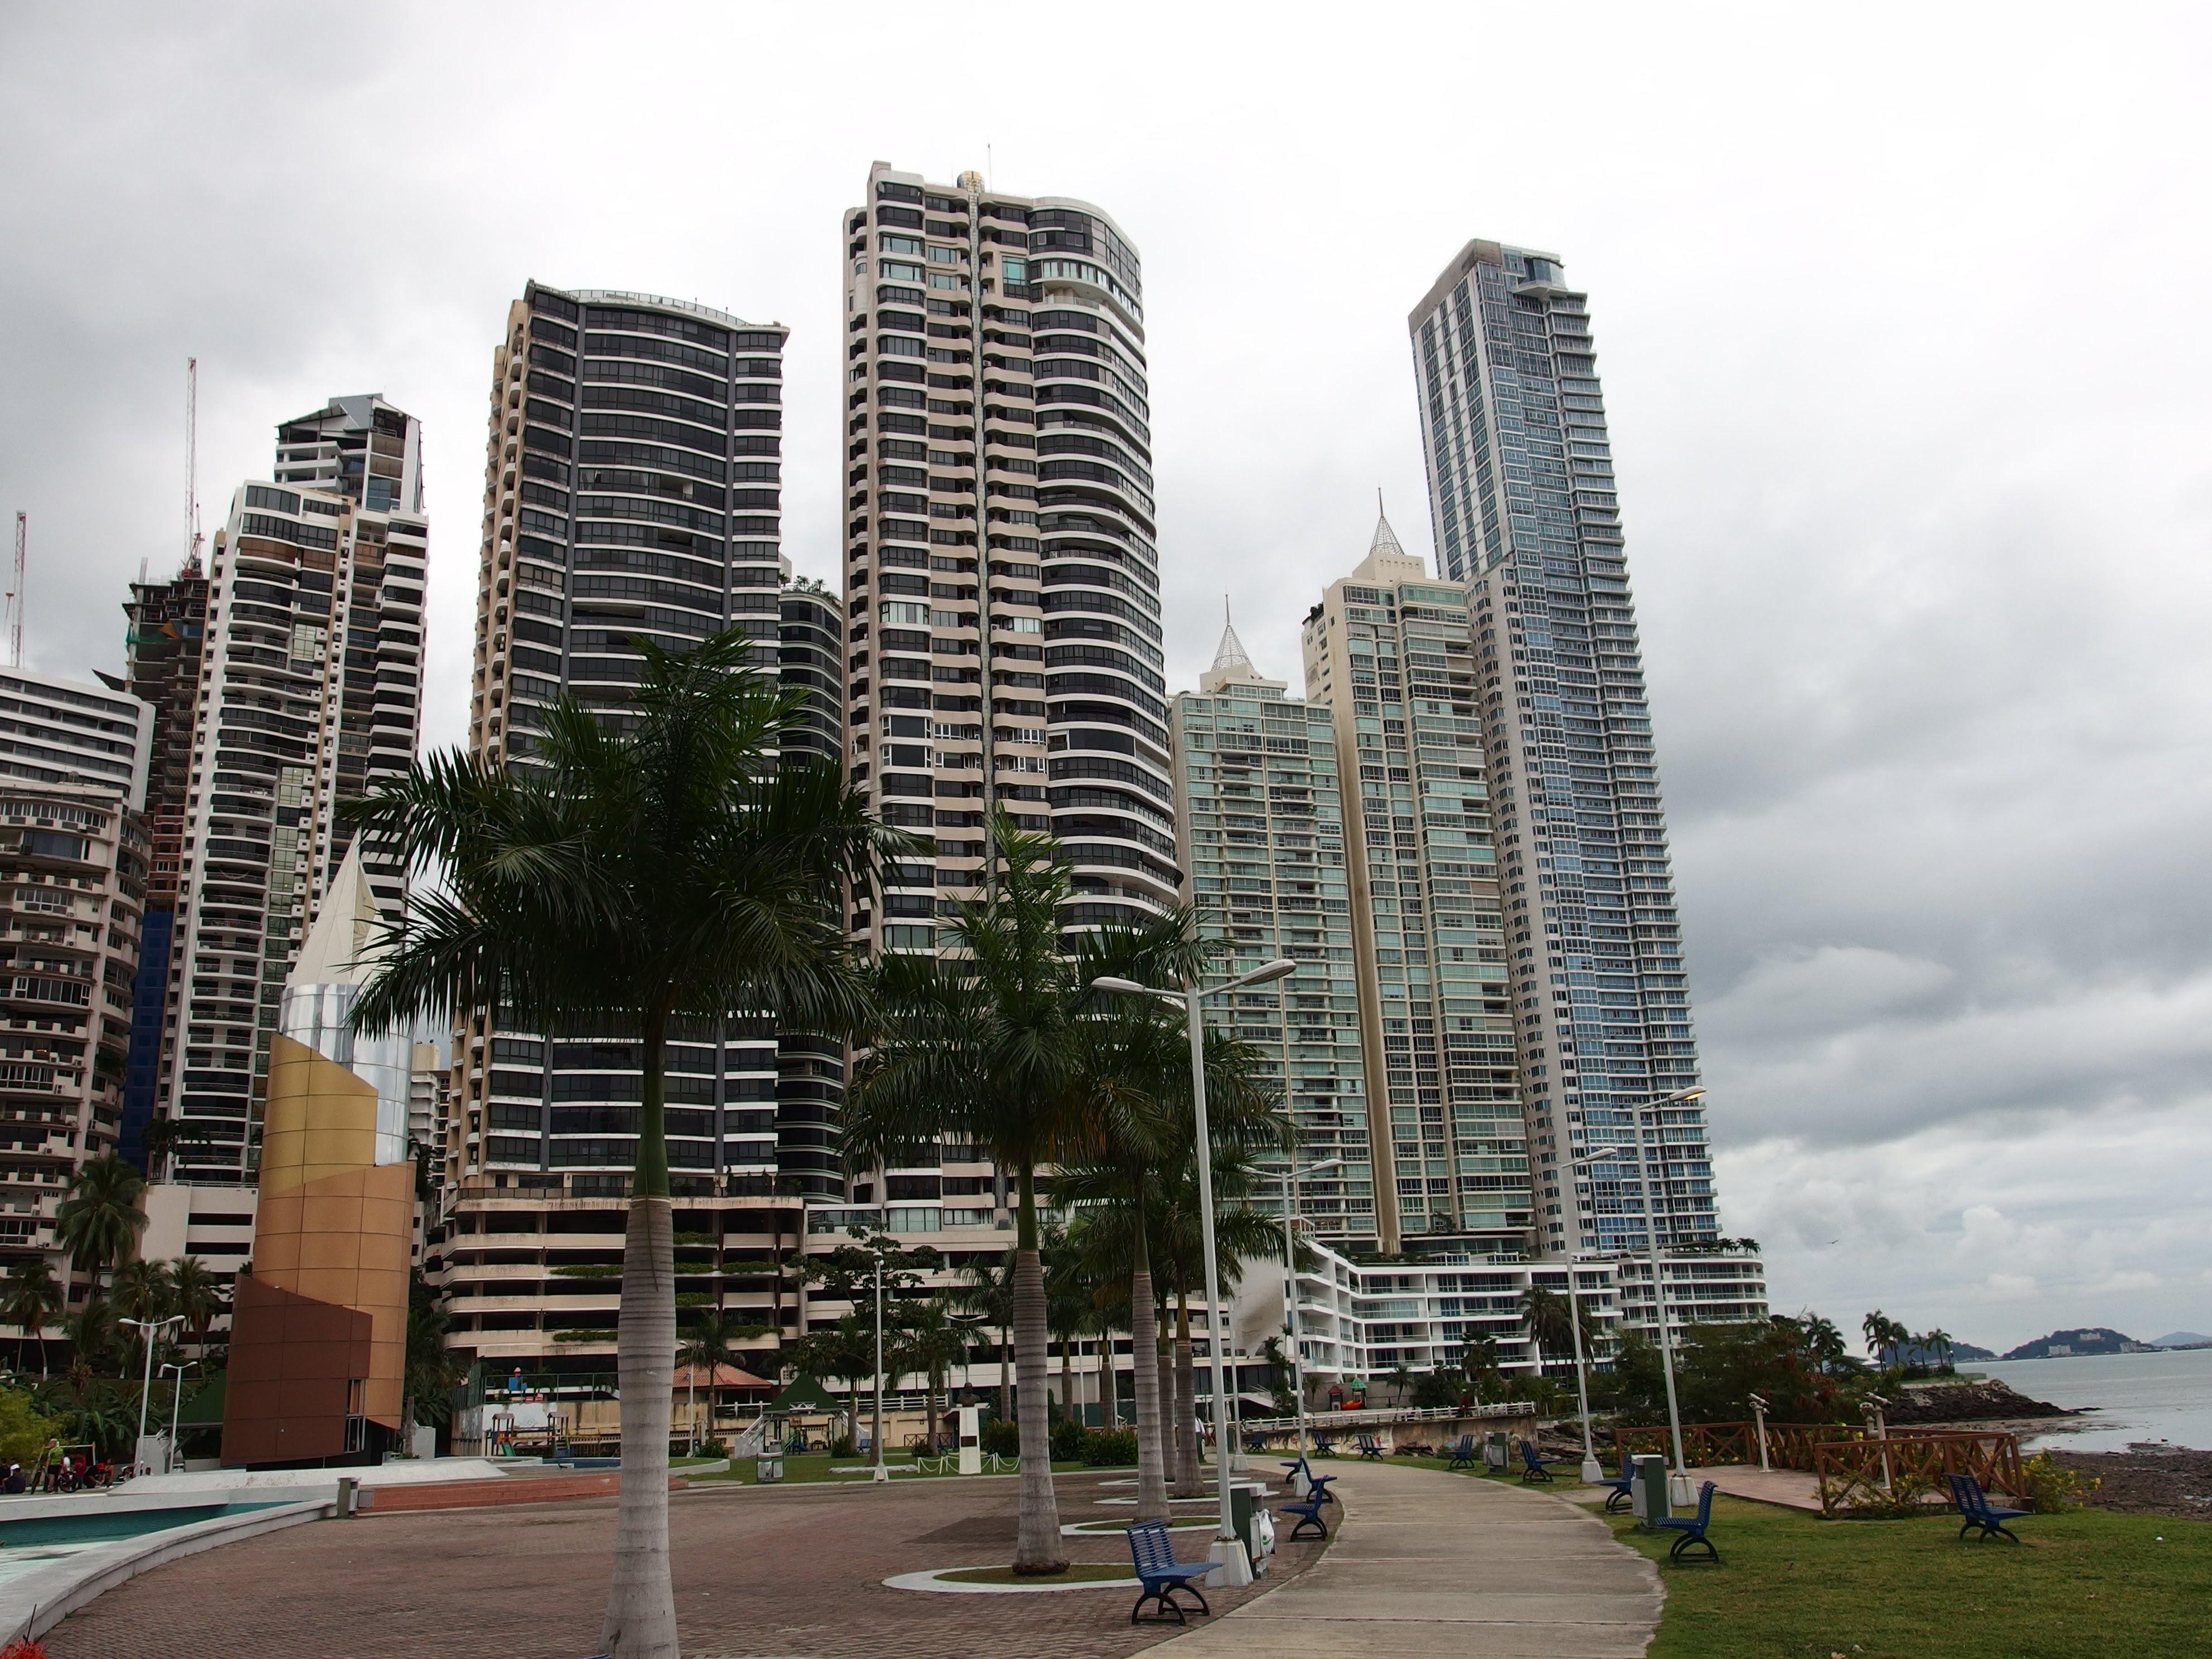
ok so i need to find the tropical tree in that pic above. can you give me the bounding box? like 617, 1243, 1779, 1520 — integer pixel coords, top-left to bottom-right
1520, 1286, 1575, 1379
677, 1309, 769, 1450
843, 812, 1207, 1572
1, 1260, 63, 1376
59, 1299, 118, 1389
139, 1115, 211, 1182
111, 1258, 176, 1376
949, 1249, 1016, 1421
1861, 1309, 1910, 1367
170, 1257, 224, 1352
1799, 1312, 1853, 1375
55, 1155, 147, 1294
892, 1300, 973, 1451
343, 629, 899, 1658
1054, 984, 1286, 1510
1920, 1327, 1956, 1371
403, 1270, 469, 1437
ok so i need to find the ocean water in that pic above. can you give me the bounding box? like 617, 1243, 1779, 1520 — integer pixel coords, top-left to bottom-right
1978, 1348, 2212, 1452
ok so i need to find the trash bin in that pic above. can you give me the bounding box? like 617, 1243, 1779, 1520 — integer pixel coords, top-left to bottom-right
756, 1456, 784, 1483
1483, 1431, 1510, 1471
1629, 1454, 1670, 1525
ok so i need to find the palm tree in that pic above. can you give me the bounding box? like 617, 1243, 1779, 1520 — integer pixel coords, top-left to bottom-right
403, 1271, 469, 1438
0, 1260, 62, 1375
1521, 1286, 1575, 1381
59, 1299, 118, 1387
677, 1309, 769, 1447
1055, 998, 1287, 1514
893, 1301, 972, 1451
138, 1114, 211, 1182
950, 1250, 1016, 1422
169, 1257, 224, 1352
1861, 1309, 1910, 1367
55, 1154, 147, 1295
1921, 1327, 1956, 1370
844, 811, 1206, 1573
345, 629, 899, 1658
111, 1258, 175, 1377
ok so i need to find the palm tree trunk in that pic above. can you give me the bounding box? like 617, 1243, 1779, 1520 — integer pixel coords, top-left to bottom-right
1102, 1327, 1118, 1427
598, 1011, 678, 1659
1156, 1307, 1177, 1495
1173, 1292, 1201, 1497
1008, 1164, 1064, 1573
1059, 1335, 1073, 1425
1128, 1219, 1168, 1521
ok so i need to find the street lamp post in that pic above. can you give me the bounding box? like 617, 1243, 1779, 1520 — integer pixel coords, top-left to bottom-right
1566, 1085, 1706, 1506
1094, 955, 1298, 1589
1559, 1259, 1602, 1484
871, 1238, 889, 1483
162, 1362, 193, 1471
1279, 1157, 1345, 1464
120, 1314, 184, 1476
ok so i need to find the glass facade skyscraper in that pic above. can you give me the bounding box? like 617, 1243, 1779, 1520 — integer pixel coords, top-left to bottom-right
1406, 241, 1754, 1314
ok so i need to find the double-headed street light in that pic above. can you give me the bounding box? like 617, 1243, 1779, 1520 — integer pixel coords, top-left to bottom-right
120, 1314, 185, 1475
1093, 954, 1298, 1587
1566, 1084, 1707, 1505
1279, 1157, 1345, 1463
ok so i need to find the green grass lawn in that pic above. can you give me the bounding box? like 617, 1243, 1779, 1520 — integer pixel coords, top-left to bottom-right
1604, 1495, 2209, 1659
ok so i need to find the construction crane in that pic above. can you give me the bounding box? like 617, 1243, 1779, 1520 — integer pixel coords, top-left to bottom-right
7, 512, 22, 668
185, 357, 204, 572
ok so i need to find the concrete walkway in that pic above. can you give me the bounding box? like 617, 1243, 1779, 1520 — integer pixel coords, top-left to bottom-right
1162, 1461, 1661, 1657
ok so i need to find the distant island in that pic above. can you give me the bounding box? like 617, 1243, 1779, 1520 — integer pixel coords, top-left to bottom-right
2149, 1331, 2211, 1350
2002, 1327, 2161, 1360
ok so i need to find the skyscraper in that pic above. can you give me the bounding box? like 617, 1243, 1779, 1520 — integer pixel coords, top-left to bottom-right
436, 283, 836, 1371
1299, 520, 1531, 1255
1171, 619, 1372, 1246
0, 673, 150, 1310
108, 560, 208, 1169
165, 396, 428, 1181
841, 162, 1175, 954
1407, 241, 1758, 1323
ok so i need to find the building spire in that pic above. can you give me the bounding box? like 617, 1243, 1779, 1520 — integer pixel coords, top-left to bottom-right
1370, 489, 1406, 558
1199, 593, 1287, 694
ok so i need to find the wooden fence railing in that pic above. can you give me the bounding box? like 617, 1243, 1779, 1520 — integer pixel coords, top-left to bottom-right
1812, 1432, 2024, 1516
1613, 1420, 1863, 1472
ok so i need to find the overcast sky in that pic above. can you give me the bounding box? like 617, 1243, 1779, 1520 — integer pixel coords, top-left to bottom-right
3, 3, 2206, 1352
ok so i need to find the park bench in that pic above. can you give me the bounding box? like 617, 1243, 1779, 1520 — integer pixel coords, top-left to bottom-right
1946, 1472, 2032, 1543
1279, 1486, 1331, 1541
1445, 1434, 1479, 1471
1599, 1449, 1636, 1512
1653, 1479, 1719, 1562
1517, 1439, 1559, 1483
1312, 1433, 1337, 1457
1126, 1518, 1212, 1624
1354, 1433, 1385, 1461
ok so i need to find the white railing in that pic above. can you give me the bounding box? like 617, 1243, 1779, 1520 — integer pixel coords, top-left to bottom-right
1241, 1401, 1535, 1433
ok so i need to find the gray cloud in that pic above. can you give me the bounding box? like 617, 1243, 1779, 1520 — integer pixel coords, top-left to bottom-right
2, 2, 2206, 1349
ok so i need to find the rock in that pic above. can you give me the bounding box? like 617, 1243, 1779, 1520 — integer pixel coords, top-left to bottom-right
1883, 1379, 2071, 1424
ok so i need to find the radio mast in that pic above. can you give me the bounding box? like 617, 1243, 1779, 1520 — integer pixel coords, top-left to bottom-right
7, 512, 22, 667
185, 358, 204, 572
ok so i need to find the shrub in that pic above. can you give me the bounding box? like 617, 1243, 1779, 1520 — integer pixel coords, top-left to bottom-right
1082, 1428, 1139, 1467
2017, 1451, 2095, 1513
830, 1434, 855, 1458
696, 1437, 727, 1458
1050, 1418, 1089, 1462
0, 1390, 60, 1467
980, 1418, 1021, 1457
1, 1638, 50, 1659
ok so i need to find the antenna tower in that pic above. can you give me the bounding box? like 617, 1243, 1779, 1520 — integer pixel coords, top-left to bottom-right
185, 358, 204, 571
7, 513, 23, 668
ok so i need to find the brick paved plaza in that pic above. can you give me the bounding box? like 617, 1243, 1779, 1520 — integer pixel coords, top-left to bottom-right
44, 1470, 1326, 1659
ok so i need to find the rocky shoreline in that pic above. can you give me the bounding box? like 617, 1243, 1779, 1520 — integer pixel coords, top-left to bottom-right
1886, 1377, 2075, 1427
2051, 1445, 2212, 1520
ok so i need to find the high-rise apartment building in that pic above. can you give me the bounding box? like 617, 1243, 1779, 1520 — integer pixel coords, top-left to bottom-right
107, 561, 208, 1168
0, 668, 153, 806
438, 283, 842, 1371
1299, 518, 1530, 1256
1407, 242, 1760, 1325
841, 161, 1175, 951
1170, 620, 1373, 1246
0, 686, 151, 1306
165, 396, 428, 1181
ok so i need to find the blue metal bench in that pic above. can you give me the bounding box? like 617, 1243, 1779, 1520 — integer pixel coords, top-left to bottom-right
1653, 1479, 1719, 1562
1312, 1433, 1336, 1457
1278, 1456, 1338, 1503
1354, 1433, 1385, 1461
1279, 1487, 1330, 1541
1445, 1434, 1479, 1471
1517, 1439, 1559, 1483
1126, 1519, 1212, 1624
1947, 1472, 2031, 1543
1600, 1449, 1635, 1512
